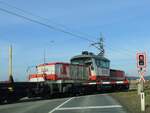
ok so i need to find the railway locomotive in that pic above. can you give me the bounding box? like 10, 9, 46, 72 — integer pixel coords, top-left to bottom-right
0, 44, 129, 104
28, 51, 129, 98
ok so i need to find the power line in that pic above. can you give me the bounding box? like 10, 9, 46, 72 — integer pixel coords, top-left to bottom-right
106, 45, 134, 57
0, 4, 114, 55
0, 2, 136, 58
0, 1, 98, 46
0, 1, 76, 32
0, 7, 94, 43
106, 41, 136, 56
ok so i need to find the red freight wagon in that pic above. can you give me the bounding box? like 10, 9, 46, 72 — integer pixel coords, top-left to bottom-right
110, 69, 126, 81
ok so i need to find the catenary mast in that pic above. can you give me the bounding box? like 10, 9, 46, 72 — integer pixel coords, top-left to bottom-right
91, 33, 105, 57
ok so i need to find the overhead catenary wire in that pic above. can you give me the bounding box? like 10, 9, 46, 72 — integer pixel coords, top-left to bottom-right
0, 1, 136, 59
0, 7, 94, 43
0, 0, 77, 33
0, 5, 114, 55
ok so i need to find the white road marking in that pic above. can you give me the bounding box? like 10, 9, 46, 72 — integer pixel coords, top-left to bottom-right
57, 105, 122, 111
48, 97, 74, 113
74, 94, 108, 99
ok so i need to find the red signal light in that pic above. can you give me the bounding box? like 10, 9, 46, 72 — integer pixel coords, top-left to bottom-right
137, 53, 146, 68
139, 55, 144, 60
139, 55, 144, 66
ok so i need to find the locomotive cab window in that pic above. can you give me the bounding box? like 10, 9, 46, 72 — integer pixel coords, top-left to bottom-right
95, 59, 110, 69
71, 58, 92, 66
71, 60, 84, 65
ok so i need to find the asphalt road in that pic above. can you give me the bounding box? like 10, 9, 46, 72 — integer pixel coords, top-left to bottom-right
0, 94, 127, 113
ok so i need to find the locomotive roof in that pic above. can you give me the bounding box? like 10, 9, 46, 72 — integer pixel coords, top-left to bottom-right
71, 54, 110, 62
38, 62, 70, 67
38, 62, 85, 67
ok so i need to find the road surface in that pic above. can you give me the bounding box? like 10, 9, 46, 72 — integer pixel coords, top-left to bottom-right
0, 94, 127, 113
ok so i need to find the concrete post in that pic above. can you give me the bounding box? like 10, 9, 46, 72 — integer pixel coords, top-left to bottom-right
137, 83, 141, 95
140, 92, 145, 111
9, 45, 14, 83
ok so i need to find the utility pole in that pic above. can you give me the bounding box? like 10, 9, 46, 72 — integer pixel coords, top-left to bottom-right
43, 41, 54, 74
44, 48, 46, 64
91, 33, 105, 57
0, 50, 1, 80
9, 45, 14, 83
43, 48, 46, 74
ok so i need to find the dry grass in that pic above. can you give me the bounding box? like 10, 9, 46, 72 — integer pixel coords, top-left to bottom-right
111, 81, 150, 113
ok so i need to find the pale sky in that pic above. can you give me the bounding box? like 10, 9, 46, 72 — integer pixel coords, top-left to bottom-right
0, 0, 150, 81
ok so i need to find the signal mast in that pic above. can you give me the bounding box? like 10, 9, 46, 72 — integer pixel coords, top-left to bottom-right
91, 33, 105, 57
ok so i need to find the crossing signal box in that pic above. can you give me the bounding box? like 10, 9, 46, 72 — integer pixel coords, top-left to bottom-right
139, 55, 144, 65
137, 53, 146, 69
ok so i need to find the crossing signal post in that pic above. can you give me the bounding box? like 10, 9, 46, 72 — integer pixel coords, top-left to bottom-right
136, 52, 147, 112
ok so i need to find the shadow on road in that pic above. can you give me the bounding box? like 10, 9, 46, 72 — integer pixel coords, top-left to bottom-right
0, 89, 129, 105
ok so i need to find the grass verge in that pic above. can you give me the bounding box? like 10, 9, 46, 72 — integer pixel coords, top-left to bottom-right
111, 89, 150, 113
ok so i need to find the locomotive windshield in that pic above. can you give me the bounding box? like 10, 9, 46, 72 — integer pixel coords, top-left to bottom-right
71, 51, 110, 70
71, 58, 92, 66
95, 59, 110, 69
